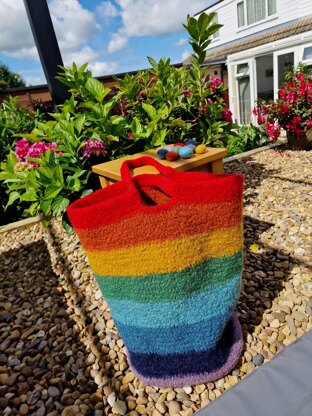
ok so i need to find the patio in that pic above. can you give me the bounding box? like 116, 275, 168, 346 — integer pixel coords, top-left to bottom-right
0, 146, 311, 416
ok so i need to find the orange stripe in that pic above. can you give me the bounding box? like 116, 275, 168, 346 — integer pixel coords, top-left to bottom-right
77, 200, 242, 250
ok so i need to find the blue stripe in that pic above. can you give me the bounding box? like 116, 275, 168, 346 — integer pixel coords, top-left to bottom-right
127, 315, 238, 376
115, 313, 232, 354
106, 274, 241, 328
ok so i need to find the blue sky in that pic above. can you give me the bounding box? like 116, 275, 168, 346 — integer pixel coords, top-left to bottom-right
0, 0, 212, 86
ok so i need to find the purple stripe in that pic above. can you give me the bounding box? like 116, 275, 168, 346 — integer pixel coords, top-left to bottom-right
127, 314, 243, 387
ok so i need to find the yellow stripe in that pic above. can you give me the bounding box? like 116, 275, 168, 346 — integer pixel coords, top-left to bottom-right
87, 226, 243, 276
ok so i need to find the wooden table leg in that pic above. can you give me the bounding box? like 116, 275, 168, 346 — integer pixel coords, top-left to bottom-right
211, 159, 224, 174
99, 176, 115, 188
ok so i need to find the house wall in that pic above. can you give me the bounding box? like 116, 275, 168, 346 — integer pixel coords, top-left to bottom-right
299, 0, 312, 17
208, 0, 311, 49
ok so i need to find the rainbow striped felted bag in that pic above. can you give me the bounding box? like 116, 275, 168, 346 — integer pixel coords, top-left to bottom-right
67, 156, 244, 387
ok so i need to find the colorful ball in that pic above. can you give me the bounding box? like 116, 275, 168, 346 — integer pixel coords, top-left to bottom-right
185, 140, 198, 147
195, 144, 207, 154
173, 145, 183, 153
186, 144, 196, 153
165, 145, 174, 152
173, 142, 185, 147
157, 148, 169, 160
166, 150, 179, 161
179, 146, 193, 159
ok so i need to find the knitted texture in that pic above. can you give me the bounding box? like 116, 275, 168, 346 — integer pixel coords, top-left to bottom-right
67, 156, 244, 387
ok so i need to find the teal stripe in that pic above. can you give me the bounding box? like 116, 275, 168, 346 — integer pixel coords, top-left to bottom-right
115, 314, 230, 354
96, 252, 242, 302
106, 274, 241, 328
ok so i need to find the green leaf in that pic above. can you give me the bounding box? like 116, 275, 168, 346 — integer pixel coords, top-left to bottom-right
66, 176, 81, 192
74, 115, 86, 134
5, 191, 20, 209
85, 78, 110, 102
44, 185, 62, 200
110, 115, 125, 125
20, 187, 37, 202
36, 167, 53, 185
81, 189, 93, 197
142, 103, 157, 120
7, 151, 18, 171
152, 129, 167, 146
131, 118, 143, 135
40, 199, 52, 216
54, 164, 64, 186
51, 196, 70, 216
28, 202, 39, 216
147, 56, 157, 71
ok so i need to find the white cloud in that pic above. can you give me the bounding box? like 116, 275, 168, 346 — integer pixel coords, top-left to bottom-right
49, 0, 100, 52
63, 46, 99, 67
25, 74, 46, 87
107, 0, 208, 53
173, 37, 188, 47
0, 0, 100, 59
88, 61, 118, 76
181, 50, 191, 62
96, 1, 119, 18
0, 0, 38, 59
107, 31, 128, 53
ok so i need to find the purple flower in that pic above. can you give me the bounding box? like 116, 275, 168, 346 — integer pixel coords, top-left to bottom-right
82, 139, 108, 158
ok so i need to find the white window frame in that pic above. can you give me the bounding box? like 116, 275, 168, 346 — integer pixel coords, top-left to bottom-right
300, 43, 312, 67
237, 0, 277, 30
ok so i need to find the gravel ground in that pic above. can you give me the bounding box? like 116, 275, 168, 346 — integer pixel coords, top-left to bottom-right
0, 147, 311, 416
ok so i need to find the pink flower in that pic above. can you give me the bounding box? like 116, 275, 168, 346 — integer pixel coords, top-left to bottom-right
82, 139, 108, 158
265, 122, 280, 141
221, 109, 233, 123
15, 139, 61, 167
182, 88, 191, 97
128, 132, 134, 140
306, 119, 312, 129
209, 75, 223, 92
15, 138, 31, 162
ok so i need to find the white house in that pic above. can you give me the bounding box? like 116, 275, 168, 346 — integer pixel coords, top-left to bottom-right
193, 0, 312, 124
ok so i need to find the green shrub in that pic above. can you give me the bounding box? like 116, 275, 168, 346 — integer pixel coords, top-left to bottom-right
0, 12, 240, 229
227, 124, 271, 156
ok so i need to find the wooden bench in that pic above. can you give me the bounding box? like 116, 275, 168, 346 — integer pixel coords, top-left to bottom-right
92, 147, 227, 188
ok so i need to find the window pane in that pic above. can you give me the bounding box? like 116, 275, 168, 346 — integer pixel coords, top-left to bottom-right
238, 76, 251, 124
237, 63, 249, 75
303, 46, 312, 61
247, 0, 265, 25
278, 52, 294, 86
256, 55, 274, 100
268, 0, 276, 15
237, 2, 245, 27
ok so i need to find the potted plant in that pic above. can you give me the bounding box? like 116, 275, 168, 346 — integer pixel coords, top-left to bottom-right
254, 65, 312, 150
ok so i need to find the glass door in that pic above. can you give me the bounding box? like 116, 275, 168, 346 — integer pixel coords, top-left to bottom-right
236, 62, 252, 124
274, 50, 295, 98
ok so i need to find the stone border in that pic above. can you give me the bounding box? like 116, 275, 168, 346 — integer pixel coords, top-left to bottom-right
224, 142, 282, 163
0, 142, 283, 234
0, 215, 42, 234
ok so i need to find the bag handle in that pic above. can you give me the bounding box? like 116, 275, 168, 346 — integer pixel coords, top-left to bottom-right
120, 156, 175, 181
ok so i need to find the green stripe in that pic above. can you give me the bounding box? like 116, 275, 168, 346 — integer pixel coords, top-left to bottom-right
95, 252, 242, 303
